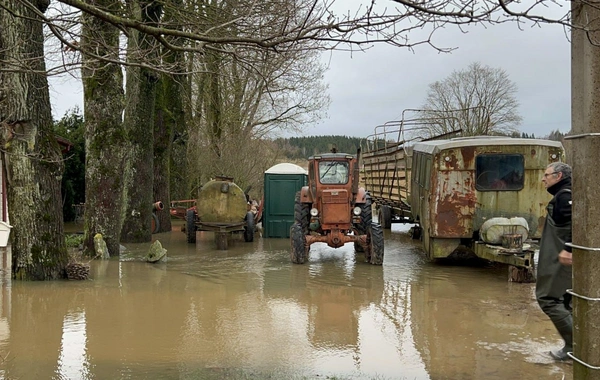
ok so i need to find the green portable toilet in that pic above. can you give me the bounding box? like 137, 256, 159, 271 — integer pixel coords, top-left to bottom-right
263, 163, 308, 238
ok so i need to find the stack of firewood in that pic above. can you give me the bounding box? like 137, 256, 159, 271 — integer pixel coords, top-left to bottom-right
66, 262, 90, 280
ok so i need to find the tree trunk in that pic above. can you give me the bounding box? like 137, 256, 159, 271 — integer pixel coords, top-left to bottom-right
81, 0, 127, 256
0, 0, 68, 280
154, 4, 186, 233
121, 0, 162, 242
153, 98, 172, 233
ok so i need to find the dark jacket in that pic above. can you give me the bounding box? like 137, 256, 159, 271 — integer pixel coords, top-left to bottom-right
546, 177, 572, 252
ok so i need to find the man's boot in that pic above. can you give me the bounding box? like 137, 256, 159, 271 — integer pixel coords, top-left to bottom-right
549, 315, 573, 361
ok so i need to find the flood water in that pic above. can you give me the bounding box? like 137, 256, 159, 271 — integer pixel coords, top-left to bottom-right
0, 221, 572, 380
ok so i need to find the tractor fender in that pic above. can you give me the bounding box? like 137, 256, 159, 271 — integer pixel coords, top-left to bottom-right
353, 187, 368, 204
299, 186, 313, 203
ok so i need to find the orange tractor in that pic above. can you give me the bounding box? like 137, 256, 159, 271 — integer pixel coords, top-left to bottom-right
290, 148, 384, 265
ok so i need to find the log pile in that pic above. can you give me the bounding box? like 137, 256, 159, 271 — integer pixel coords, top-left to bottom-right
66, 262, 90, 280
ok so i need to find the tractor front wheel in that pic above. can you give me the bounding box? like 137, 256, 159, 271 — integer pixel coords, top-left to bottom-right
290, 223, 308, 264
294, 192, 310, 233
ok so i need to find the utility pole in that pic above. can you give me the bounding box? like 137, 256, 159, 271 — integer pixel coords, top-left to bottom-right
569, 0, 600, 378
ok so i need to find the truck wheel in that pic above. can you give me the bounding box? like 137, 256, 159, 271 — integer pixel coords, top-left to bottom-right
290, 223, 308, 264
244, 211, 255, 242
294, 192, 310, 233
366, 223, 384, 265
378, 205, 392, 229
186, 209, 196, 244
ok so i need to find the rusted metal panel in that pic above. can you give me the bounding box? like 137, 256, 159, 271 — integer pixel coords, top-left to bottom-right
322, 203, 350, 225
430, 143, 559, 239
431, 169, 476, 237
320, 189, 350, 225
322, 189, 348, 204
430, 238, 461, 258
473, 242, 535, 269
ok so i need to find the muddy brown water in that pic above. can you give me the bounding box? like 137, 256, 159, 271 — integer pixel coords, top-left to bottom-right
0, 221, 572, 380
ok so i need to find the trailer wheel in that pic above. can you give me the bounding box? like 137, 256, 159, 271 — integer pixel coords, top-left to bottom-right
378, 205, 392, 229
186, 209, 196, 244
365, 223, 384, 265
409, 225, 421, 240
290, 223, 308, 264
244, 211, 255, 242
151, 212, 160, 234
294, 192, 310, 233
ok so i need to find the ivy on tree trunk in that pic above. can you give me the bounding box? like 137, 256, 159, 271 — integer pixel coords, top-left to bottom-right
0, 0, 68, 280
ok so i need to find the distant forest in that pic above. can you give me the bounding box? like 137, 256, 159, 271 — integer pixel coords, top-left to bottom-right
274, 135, 363, 159
275, 130, 566, 160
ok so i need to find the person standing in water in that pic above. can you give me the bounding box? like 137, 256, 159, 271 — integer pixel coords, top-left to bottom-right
536, 162, 573, 361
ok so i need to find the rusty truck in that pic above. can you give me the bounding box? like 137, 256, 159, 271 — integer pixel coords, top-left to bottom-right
361, 120, 564, 281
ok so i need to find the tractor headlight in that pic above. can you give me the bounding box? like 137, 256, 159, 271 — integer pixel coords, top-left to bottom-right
353, 207, 362, 216
310, 208, 319, 216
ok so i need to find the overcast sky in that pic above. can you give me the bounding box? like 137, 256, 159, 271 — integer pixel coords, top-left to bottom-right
48, 3, 571, 140
310, 21, 571, 139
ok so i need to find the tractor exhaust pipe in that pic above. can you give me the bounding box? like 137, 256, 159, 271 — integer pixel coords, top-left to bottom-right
351, 147, 361, 204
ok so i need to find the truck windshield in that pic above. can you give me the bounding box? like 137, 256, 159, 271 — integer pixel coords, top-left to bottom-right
319, 161, 349, 184
475, 154, 524, 191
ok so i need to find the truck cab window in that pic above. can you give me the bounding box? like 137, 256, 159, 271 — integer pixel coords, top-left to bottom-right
475, 154, 524, 191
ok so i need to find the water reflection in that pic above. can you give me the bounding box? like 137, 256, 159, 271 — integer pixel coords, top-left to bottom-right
0, 223, 573, 380
57, 311, 89, 379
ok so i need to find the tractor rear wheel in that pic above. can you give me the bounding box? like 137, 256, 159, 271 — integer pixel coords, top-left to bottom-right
186, 209, 196, 244
365, 223, 384, 265
290, 223, 308, 264
356, 195, 373, 232
354, 195, 373, 253
294, 192, 310, 233
244, 211, 255, 242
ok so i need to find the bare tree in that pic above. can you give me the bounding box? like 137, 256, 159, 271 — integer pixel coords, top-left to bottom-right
419, 62, 522, 137
185, 38, 328, 191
